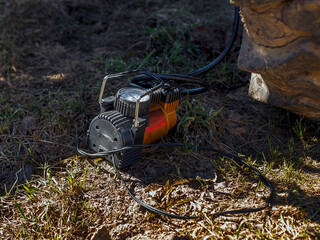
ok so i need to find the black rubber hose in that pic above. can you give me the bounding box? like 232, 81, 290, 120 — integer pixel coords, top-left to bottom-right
130, 6, 240, 95
130, 73, 210, 95
188, 6, 240, 77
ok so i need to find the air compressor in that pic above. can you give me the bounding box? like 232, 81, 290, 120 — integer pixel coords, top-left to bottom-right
86, 70, 205, 169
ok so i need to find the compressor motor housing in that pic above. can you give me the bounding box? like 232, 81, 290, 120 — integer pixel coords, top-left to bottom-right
87, 82, 181, 169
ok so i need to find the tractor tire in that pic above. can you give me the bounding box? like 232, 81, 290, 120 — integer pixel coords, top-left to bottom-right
233, 0, 320, 120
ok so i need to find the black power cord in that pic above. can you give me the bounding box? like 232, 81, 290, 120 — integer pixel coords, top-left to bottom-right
76, 136, 274, 219
112, 151, 273, 219
130, 6, 246, 95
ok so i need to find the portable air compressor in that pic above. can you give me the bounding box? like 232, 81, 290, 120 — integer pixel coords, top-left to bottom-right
77, 6, 274, 218
87, 70, 181, 169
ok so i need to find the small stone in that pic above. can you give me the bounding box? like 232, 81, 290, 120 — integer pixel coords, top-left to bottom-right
215, 181, 227, 189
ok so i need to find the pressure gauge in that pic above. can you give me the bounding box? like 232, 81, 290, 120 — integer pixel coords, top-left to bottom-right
117, 88, 150, 103
114, 87, 151, 118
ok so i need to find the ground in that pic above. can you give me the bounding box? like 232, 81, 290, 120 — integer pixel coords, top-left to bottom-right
0, 0, 319, 239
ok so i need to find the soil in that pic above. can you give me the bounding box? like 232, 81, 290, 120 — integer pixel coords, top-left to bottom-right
0, 0, 319, 239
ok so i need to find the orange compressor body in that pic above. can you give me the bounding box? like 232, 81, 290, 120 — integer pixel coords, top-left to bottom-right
143, 100, 179, 144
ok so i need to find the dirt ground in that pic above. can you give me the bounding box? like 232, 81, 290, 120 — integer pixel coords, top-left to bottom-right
0, 0, 320, 239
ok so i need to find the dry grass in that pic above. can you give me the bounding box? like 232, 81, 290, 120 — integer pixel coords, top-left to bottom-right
0, 0, 319, 239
